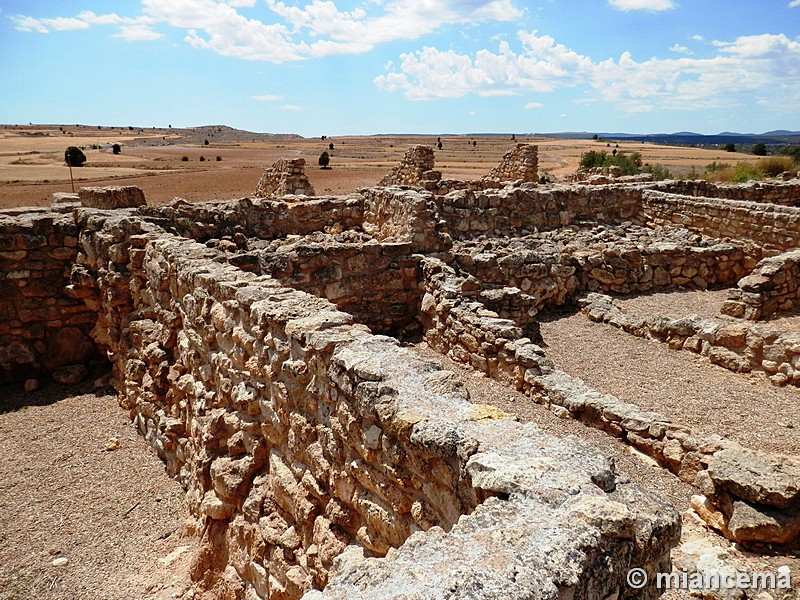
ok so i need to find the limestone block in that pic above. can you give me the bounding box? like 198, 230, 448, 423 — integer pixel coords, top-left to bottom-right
78, 186, 146, 208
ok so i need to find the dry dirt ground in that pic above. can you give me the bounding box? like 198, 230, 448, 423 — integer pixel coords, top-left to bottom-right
0, 124, 764, 209
0, 377, 197, 600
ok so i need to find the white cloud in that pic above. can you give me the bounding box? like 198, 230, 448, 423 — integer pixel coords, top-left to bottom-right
608, 0, 676, 10
11, 16, 49, 33
523, 102, 544, 109
250, 94, 283, 101
280, 104, 301, 110
669, 43, 690, 54
114, 24, 163, 40
375, 31, 800, 115
11, 0, 523, 61
790, 0, 800, 7
13, 10, 159, 38
11, 15, 89, 32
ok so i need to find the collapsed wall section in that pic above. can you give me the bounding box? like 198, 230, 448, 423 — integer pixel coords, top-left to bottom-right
722, 249, 800, 320
483, 143, 538, 184
254, 158, 316, 198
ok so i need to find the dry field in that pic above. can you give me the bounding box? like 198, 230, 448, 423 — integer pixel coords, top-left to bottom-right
0, 124, 764, 209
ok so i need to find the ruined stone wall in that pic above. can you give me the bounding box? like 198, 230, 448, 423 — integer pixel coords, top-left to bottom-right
360, 186, 451, 252
140, 196, 365, 242
722, 250, 800, 320
639, 191, 800, 254
453, 226, 752, 314
434, 184, 643, 240
0, 210, 98, 383
61, 212, 679, 599
483, 143, 538, 183
378, 145, 440, 187
254, 158, 316, 198
654, 180, 800, 207
254, 233, 423, 338
419, 257, 553, 389
420, 258, 800, 547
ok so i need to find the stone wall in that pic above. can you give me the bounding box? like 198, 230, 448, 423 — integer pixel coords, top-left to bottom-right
452, 225, 751, 314
639, 190, 800, 254
722, 250, 800, 320
140, 196, 365, 242
654, 179, 800, 207
360, 186, 451, 252
254, 233, 423, 338
483, 143, 538, 183
79, 185, 147, 209
62, 212, 679, 599
434, 183, 643, 240
254, 158, 316, 198
0, 210, 98, 384
419, 259, 800, 546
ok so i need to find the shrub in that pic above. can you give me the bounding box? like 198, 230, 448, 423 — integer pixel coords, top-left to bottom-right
112, 143, 121, 155
579, 150, 642, 175
64, 146, 86, 167
724, 143, 736, 152
199, 156, 206, 162
706, 161, 764, 183
759, 156, 796, 177
216, 156, 222, 162
204, 139, 209, 146
318, 150, 330, 169
752, 143, 767, 156
181, 156, 189, 162
705, 161, 731, 173
642, 164, 672, 181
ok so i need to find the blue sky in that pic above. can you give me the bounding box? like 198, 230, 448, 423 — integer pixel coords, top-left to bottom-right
1, 0, 799, 136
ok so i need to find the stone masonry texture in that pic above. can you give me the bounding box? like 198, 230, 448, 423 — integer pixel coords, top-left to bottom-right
2, 166, 800, 598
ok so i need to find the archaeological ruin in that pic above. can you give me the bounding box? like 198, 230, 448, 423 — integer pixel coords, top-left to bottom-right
2, 144, 799, 599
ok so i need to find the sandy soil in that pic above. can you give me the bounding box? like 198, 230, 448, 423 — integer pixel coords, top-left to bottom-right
0, 124, 763, 209
616, 288, 800, 333
0, 378, 196, 600
538, 305, 800, 455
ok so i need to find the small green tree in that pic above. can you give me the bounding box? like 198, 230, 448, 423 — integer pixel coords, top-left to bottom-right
724, 143, 736, 152
752, 143, 767, 156
319, 150, 330, 169
64, 146, 86, 167
112, 143, 121, 155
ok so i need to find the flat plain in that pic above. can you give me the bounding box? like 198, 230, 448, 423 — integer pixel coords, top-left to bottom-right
0, 124, 765, 208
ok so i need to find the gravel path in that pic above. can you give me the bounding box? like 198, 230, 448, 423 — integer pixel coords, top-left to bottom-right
539, 310, 800, 455
0, 380, 196, 600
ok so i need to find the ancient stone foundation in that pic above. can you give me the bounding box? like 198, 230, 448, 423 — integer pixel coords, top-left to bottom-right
3, 169, 800, 598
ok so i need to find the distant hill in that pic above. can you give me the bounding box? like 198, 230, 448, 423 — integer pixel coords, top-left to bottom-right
532, 130, 800, 147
